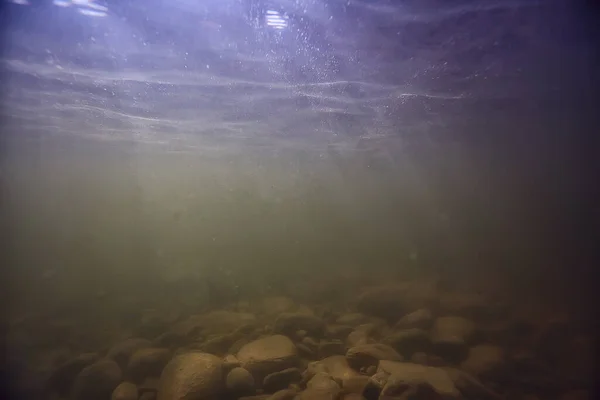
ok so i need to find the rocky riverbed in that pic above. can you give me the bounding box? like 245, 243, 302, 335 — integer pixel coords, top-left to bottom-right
4, 275, 595, 400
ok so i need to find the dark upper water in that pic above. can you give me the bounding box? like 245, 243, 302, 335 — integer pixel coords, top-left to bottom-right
0, 0, 598, 399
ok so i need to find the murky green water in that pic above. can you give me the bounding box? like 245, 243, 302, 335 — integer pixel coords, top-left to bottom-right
1, 0, 597, 399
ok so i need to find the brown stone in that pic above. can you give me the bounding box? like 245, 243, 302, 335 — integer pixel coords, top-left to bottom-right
157, 352, 224, 400
236, 335, 299, 382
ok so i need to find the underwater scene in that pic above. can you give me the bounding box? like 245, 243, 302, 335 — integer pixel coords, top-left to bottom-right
0, 0, 597, 400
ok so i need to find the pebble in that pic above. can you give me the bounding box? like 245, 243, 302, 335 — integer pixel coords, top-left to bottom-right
226, 367, 256, 397
263, 368, 302, 393
111, 382, 138, 400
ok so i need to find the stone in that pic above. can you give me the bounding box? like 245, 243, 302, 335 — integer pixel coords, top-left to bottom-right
325, 324, 354, 340
139, 377, 159, 393
427, 355, 448, 367
431, 316, 476, 342
165, 314, 204, 343
200, 311, 257, 336
107, 338, 153, 369
307, 372, 341, 391
303, 360, 329, 383
345, 323, 386, 349
461, 345, 506, 379
358, 321, 390, 337
342, 376, 370, 394
71, 359, 123, 400
336, 313, 370, 327
111, 382, 138, 400
169, 312, 256, 341
295, 388, 342, 400
236, 335, 299, 382
137, 377, 159, 400
157, 352, 224, 400
382, 328, 431, 357
476, 320, 531, 348
139, 392, 157, 400
153, 332, 185, 349
356, 285, 409, 320
47, 352, 100, 395
394, 309, 433, 330
382, 377, 455, 399
365, 366, 376, 375
400, 281, 439, 314
361, 372, 388, 400
263, 367, 302, 393
410, 352, 429, 365
318, 356, 361, 388
127, 348, 171, 383
195, 333, 238, 355
443, 367, 502, 400
356, 282, 438, 322
346, 343, 403, 370
377, 361, 460, 399
266, 388, 298, 400
318, 340, 346, 358
431, 316, 476, 363
342, 394, 366, 400
226, 367, 256, 397
438, 292, 488, 318
346, 330, 371, 348
260, 297, 297, 317
296, 305, 316, 315
296, 343, 316, 358
273, 313, 325, 337
229, 337, 252, 354
296, 330, 308, 340
222, 354, 241, 372
302, 336, 319, 350
138, 309, 181, 338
